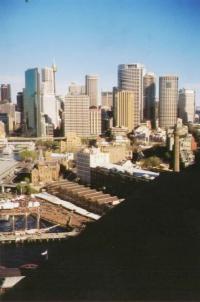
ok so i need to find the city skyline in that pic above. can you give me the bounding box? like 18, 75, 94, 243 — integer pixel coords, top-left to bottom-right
0, 0, 200, 103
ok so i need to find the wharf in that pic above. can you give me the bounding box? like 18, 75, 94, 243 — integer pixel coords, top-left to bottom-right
0, 229, 79, 244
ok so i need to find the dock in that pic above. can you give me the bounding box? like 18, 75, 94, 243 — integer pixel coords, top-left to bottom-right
0, 229, 80, 244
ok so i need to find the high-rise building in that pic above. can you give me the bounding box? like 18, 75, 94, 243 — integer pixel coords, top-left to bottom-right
64, 94, 90, 137
0, 102, 16, 133
113, 89, 134, 132
24, 68, 41, 136
101, 91, 113, 108
118, 64, 144, 124
16, 92, 24, 113
0, 84, 11, 102
52, 63, 57, 94
85, 75, 99, 107
68, 82, 85, 95
41, 67, 59, 130
143, 72, 156, 126
89, 106, 102, 136
16, 91, 24, 124
178, 89, 195, 123
41, 67, 54, 94
159, 75, 178, 128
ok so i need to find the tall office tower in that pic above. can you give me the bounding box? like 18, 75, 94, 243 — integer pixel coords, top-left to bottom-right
178, 89, 195, 123
118, 64, 144, 125
113, 89, 134, 132
16, 92, 23, 111
0, 102, 16, 133
41, 66, 59, 130
159, 75, 178, 128
64, 94, 90, 137
52, 63, 57, 94
0, 84, 11, 102
89, 106, 102, 136
68, 82, 85, 95
85, 75, 99, 107
101, 91, 113, 108
24, 68, 41, 136
41, 67, 54, 94
16, 92, 24, 125
143, 72, 156, 126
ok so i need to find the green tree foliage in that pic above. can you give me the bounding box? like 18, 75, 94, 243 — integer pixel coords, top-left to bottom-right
16, 183, 38, 195
142, 156, 162, 169
36, 140, 59, 151
20, 150, 37, 161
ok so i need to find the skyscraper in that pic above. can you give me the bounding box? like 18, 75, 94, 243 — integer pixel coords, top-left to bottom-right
143, 72, 156, 126
41, 67, 54, 94
113, 89, 134, 132
118, 64, 144, 125
68, 82, 85, 95
41, 66, 59, 129
89, 106, 102, 136
101, 91, 113, 108
0, 84, 11, 102
64, 94, 90, 137
24, 68, 41, 136
52, 63, 57, 94
178, 89, 195, 123
159, 75, 178, 128
16, 92, 24, 113
85, 75, 99, 107
16, 91, 24, 126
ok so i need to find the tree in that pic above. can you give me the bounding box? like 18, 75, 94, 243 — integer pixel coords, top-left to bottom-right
20, 150, 37, 162
36, 140, 59, 151
141, 156, 162, 169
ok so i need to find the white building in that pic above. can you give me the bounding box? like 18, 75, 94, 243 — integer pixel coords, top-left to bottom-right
133, 124, 151, 142
40, 67, 59, 131
178, 89, 195, 123
76, 148, 110, 184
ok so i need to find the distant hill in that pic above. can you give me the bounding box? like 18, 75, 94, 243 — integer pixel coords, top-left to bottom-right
4, 164, 200, 301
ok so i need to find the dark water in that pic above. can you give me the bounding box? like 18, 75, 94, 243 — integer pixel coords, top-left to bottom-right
0, 217, 66, 268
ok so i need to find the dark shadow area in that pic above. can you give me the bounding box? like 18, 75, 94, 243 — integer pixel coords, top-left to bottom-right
3, 164, 200, 301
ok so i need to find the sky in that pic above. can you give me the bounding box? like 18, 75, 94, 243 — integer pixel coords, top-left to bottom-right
0, 0, 200, 104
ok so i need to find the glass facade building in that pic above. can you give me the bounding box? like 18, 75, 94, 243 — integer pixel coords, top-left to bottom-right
24, 68, 40, 135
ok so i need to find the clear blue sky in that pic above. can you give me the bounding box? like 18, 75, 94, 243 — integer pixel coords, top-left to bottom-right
0, 0, 200, 103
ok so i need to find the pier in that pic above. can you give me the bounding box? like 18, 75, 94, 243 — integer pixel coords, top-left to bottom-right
0, 207, 41, 232
0, 229, 79, 244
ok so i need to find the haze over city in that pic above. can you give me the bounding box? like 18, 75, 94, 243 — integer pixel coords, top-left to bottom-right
1, 0, 200, 102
